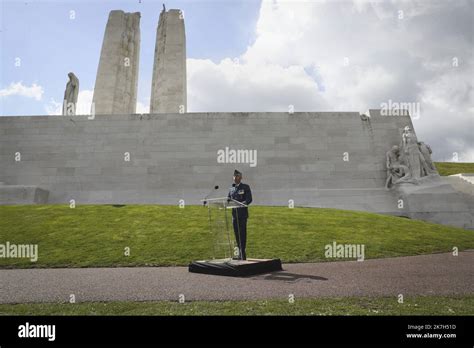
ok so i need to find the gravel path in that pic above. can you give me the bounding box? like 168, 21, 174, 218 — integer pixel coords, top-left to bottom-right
1, 251, 472, 303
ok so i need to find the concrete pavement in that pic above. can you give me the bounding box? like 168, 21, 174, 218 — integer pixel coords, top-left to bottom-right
0, 251, 472, 303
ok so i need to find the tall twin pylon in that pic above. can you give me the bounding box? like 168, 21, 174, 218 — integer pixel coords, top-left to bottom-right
92, 6, 187, 115
150, 8, 187, 113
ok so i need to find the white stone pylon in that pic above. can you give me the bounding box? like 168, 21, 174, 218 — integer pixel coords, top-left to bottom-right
92, 10, 141, 115
150, 8, 187, 114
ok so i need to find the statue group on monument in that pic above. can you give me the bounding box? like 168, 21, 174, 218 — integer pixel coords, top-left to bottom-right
385, 126, 438, 189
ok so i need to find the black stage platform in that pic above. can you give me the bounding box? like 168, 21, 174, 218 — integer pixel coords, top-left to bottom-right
188, 258, 283, 277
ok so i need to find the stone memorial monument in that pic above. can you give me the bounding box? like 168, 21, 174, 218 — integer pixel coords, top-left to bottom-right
0, 8, 472, 230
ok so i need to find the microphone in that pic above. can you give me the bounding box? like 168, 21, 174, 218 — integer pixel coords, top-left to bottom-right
203, 185, 219, 206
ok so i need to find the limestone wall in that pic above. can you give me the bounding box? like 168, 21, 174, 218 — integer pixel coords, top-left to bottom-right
0, 111, 411, 213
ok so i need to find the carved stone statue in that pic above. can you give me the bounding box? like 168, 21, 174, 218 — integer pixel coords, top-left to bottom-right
385, 145, 408, 189
418, 141, 437, 174
386, 125, 438, 188
399, 126, 426, 180
63, 72, 79, 115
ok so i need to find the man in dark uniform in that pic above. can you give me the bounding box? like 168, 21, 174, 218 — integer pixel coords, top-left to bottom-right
228, 169, 252, 260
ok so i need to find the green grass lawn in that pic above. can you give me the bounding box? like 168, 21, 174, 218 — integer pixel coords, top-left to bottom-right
1, 296, 472, 316
435, 162, 474, 176
0, 205, 473, 268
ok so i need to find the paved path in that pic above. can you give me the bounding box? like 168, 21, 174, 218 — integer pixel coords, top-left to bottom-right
1, 252, 473, 303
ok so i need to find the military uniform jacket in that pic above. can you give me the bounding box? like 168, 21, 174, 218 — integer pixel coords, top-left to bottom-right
228, 183, 252, 219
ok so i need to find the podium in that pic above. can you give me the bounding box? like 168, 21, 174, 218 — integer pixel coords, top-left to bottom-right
188, 196, 283, 277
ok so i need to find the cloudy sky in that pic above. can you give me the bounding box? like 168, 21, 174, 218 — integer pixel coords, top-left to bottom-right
0, 0, 473, 161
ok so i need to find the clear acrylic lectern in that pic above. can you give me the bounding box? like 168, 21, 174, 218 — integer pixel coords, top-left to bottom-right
202, 197, 247, 261
189, 196, 282, 277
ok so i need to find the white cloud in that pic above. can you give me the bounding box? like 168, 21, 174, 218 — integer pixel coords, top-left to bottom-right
45, 89, 94, 115
44, 98, 62, 115
0, 82, 44, 101
136, 100, 150, 114
188, 58, 327, 112
187, 0, 473, 161
77, 90, 94, 115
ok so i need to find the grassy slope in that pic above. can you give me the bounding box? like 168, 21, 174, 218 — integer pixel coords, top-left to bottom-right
1, 296, 472, 316
435, 162, 474, 176
0, 205, 473, 268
